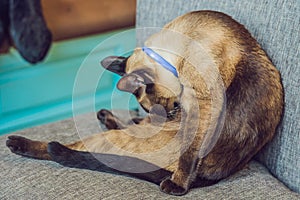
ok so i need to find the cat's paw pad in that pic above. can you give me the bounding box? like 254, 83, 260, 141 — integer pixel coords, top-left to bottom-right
160, 177, 188, 196
6, 135, 31, 156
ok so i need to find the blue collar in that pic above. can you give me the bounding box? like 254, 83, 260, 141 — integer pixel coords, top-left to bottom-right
142, 46, 178, 77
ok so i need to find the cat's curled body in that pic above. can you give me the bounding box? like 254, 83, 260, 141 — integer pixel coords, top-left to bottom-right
6, 11, 283, 196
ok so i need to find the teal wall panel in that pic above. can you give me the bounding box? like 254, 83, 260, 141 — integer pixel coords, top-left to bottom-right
0, 29, 138, 135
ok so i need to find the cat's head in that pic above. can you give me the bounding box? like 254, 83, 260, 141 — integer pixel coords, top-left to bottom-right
101, 49, 182, 118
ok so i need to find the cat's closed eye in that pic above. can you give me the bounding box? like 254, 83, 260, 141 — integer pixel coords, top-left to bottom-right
173, 102, 180, 108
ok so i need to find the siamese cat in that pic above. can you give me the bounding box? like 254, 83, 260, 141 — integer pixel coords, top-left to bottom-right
6, 11, 283, 196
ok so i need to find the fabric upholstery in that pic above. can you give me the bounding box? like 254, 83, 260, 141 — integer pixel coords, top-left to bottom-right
136, 0, 300, 193
1, 114, 299, 199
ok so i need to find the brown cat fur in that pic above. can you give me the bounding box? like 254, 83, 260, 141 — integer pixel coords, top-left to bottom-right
6, 11, 283, 196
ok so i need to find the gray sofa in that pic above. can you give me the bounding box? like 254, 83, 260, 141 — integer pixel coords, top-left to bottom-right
1, 0, 299, 199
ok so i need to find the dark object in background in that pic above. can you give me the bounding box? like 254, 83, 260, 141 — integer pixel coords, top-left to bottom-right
0, 0, 9, 47
0, 0, 52, 64
0, 17, 5, 47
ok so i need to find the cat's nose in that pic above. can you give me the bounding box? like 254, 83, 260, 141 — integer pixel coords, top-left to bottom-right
149, 104, 167, 118
149, 104, 168, 124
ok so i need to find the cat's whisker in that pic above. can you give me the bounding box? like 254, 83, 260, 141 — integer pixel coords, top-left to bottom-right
167, 105, 181, 119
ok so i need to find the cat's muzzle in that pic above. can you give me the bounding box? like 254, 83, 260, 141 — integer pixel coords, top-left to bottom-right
167, 104, 181, 119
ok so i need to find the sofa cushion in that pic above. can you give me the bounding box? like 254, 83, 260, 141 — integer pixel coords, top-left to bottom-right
1, 113, 299, 199
136, 0, 300, 193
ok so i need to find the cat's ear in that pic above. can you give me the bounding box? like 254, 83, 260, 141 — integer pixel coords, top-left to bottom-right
100, 56, 128, 76
117, 74, 145, 94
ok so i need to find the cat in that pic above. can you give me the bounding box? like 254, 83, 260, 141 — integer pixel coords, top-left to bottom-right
6, 10, 283, 196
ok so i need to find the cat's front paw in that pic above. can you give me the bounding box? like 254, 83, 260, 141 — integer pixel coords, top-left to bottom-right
97, 109, 120, 130
160, 177, 188, 196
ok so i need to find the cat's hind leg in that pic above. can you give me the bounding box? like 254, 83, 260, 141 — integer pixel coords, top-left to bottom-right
6, 135, 51, 160
47, 141, 172, 185
6, 135, 171, 184
6, 135, 87, 160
